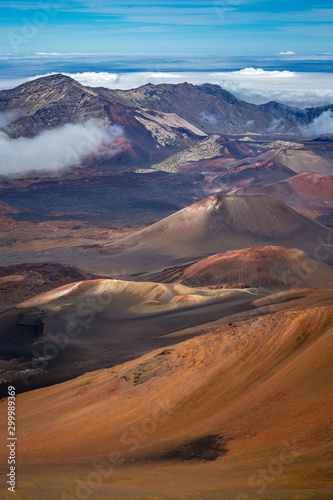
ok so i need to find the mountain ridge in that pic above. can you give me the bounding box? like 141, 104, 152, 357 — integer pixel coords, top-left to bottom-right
1, 74, 332, 139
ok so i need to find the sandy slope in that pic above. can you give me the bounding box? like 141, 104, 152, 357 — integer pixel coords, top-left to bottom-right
17, 279, 266, 319
0, 279, 269, 395
214, 160, 295, 188
0, 300, 332, 498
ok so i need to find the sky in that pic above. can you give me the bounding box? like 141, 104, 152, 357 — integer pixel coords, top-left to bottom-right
0, 0, 333, 57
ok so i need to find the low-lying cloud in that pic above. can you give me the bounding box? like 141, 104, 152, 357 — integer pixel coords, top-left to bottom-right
300, 109, 333, 137
267, 118, 285, 132
0, 117, 123, 176
200, 111, 218, 126
244, 120, 255, 128
0, 110, 23, 130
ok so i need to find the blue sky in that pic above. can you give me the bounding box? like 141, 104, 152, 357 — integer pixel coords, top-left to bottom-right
0, 0, 332, 56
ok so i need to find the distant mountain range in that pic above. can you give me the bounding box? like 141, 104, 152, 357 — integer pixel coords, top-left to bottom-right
1, 74, 332, 141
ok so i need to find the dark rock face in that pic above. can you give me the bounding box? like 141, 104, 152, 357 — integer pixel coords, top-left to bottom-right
98, 82, 271, 134
0, 74, 109, 137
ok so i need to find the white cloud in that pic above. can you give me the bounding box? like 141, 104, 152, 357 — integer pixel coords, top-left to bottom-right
300, 110, 333, 137
279, 51, 296, 55
236, 67, 295, 77
0, 117, 123, 176
267, 118, 285, 132
61, 71, 120, 87
200, 111, 218, 126
35, 52, 82, 56
0, 110, 23, 130
53, 71, 184, 88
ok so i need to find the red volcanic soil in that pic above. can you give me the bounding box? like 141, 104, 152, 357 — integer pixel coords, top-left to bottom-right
106, 102, 158, 155
0, 297, 332, 498
140, 245, 333, 291
235, 171, 333, 206
0, 201, 20, 216
98, 135, 151, 170
286, 172, 333, 201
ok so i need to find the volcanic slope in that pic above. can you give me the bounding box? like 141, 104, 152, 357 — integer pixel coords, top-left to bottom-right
214, 160, 296, 189
273, 148, 333, 175
234, 172, 333, 206
1, 301, 332, 499
225, 148, 333, 176
101, 194, 333, 275
0, 279, 268, 395
140, 246, 333, 291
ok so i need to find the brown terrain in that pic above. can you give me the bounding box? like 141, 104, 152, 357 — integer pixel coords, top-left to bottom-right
0, 288, 332, 499
0, 74, 333, 499
98, 81, 332, 134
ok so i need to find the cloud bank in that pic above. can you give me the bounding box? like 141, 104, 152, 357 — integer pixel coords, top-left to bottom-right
236, 67, 295, 77
300, 110, 333, 137
0, 117, 123, 176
